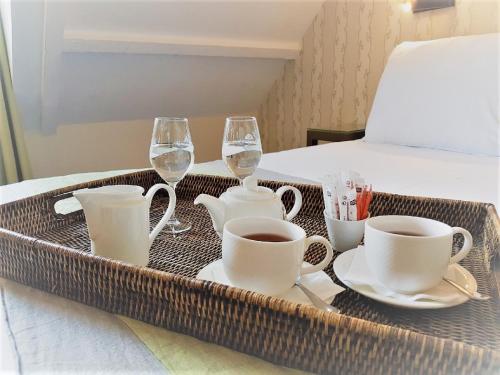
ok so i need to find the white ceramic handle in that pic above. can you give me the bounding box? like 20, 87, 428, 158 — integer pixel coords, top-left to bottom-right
300, 235, 334, 275
276, 186, 302, 221
449, 227, 473, 264
146, 184, 176, 244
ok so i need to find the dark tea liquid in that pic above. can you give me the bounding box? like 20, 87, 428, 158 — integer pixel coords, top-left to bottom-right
388, 231, 425, 237
243, 233, 291, 242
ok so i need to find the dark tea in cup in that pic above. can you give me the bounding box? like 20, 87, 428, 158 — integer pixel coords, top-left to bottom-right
243, 233, 291, 242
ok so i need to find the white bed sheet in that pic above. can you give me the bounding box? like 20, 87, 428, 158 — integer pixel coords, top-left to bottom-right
257, 140, 500, 208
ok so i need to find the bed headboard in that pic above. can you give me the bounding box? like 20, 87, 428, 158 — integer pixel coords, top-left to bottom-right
306, 129, 365, 147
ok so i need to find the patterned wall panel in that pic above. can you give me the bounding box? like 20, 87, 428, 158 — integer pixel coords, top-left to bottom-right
259, 0, 499, 152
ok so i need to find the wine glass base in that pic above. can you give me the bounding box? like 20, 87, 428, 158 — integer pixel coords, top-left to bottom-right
161, 219, 192, 235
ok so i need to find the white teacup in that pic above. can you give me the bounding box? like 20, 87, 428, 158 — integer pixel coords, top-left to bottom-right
364, 215, 473, 294
222, 217, 334, 295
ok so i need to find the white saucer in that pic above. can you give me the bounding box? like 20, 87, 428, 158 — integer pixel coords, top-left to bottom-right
333, 248, 477, 309
197, 259, 344, 306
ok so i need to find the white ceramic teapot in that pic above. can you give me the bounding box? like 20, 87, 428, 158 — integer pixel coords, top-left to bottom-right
194, 176, 302, 237
73, 184, 175, 266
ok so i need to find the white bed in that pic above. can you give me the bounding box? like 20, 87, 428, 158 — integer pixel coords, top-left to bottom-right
260, 140, 499, 207
206, 33, 499, 209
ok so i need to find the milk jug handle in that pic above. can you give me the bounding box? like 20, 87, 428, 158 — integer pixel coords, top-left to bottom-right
146, 184, 176, 244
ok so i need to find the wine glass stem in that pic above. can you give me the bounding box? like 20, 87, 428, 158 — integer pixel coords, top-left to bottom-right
167, 182, 179, 224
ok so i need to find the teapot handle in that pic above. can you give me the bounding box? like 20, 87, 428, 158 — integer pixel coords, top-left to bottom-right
276, 186, 302, 221
145, 184, 176, 244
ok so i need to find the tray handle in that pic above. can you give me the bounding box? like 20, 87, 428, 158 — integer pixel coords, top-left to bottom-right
48, 192, 84, 221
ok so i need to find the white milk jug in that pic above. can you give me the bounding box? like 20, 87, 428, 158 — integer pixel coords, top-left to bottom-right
74, 184, 175, 266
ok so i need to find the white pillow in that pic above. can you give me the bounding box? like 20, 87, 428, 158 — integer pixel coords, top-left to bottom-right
364, 33, 499, 157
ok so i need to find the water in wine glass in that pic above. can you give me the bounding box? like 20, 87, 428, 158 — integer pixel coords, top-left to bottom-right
222, 141, 262, 181
150, 143, 194, 184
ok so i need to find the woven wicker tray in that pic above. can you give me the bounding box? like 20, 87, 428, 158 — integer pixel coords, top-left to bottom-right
1, 170, 499, 374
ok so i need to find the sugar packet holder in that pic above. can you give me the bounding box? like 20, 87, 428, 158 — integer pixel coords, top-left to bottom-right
322, 172, 371, 222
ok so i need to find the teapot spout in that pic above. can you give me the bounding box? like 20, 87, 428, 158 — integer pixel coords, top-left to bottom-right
194, 194, 226, 235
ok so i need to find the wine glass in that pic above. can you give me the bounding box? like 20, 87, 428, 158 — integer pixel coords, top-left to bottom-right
222, 116, 262, 185
150, 117, 194, 234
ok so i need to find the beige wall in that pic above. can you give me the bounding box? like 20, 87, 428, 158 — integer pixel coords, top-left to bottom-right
258, 0, 500, 152
26, 114, 241, 178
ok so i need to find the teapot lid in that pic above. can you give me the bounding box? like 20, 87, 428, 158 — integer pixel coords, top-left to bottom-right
226, 176, 275, 201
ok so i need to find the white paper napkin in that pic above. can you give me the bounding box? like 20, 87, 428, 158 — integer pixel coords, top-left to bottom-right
343, 246, 465, 303
285, 269, 345, 304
